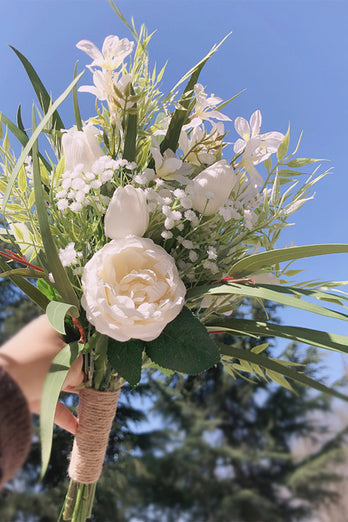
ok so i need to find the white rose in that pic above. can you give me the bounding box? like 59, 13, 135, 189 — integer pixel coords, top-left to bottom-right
104, 185, 149, 239
187, 160, 237, 215
62, 123, 103, 172
81, 237, 186, 342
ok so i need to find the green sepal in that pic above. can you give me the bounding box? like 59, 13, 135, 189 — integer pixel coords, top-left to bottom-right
145, 306, 220, 374
107, 338, 144, 386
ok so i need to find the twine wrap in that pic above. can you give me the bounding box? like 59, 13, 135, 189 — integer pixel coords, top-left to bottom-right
68, 387, 121, 484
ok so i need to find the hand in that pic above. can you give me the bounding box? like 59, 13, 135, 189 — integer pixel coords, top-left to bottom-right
0, 315, 84, 435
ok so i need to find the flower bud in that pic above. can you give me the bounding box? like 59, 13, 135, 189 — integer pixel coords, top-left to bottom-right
188, 160, 237, 215
104, 185, 149, 239
62, 123, 103, 173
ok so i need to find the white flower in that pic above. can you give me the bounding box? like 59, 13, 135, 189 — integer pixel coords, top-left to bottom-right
62, 123, 103, 173
104, 185, 149, 239
187, 160, 237, 215
76, 35, 134, 70
185, 84, 231, 129
59, 242, 82, 267
150, 146, 193, 181
81, 237, 186, 342
234, 110, 284, 163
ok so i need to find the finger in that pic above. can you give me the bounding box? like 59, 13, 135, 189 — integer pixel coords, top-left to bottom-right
62, 354, 85, 391
54, 401, 78, 435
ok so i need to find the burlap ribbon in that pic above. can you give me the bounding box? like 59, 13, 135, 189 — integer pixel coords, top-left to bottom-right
68, 387, 121, 484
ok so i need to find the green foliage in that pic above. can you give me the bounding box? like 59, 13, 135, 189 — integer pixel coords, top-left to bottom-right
108, 338, 144, 386
145, 306, 220, 374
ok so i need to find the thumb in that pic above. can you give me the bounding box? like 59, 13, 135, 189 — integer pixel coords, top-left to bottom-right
54, 401, 79, 435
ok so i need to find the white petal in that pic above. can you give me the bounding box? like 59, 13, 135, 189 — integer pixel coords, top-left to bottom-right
234, 116, 250, 140
76, 39, 103, 61
250, 110, 262, 136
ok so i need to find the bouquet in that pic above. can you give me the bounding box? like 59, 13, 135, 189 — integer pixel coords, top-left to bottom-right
1, 6, 348, 521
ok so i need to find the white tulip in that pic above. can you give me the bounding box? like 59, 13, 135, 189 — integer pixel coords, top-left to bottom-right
188, 160, 237, 216
62, 123, 103, 173
104, 185, 149, 239
81, 237, 186, 342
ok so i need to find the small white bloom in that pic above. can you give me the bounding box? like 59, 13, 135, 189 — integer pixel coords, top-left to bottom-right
76, 35, 134, 71
151, 146, 193, 181
105, 185, 149, 239
59, 242, 82, 267
189, 250, 199, 263
188, 160, 237, 215
207, 246, 217, 260
161, 230, 173, 240
185, 84, 231, 129
81, 237, 186, 342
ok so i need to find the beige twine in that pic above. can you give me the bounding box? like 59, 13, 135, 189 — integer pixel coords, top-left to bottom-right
68, 387, 121, 484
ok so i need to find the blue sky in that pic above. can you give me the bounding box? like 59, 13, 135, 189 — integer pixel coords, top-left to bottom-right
1, 0, 347, 379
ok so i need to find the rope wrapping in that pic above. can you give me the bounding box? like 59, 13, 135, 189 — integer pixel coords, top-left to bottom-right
68, 387, 121, 484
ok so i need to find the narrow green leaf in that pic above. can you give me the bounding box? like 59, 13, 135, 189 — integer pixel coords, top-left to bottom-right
123, 84, 137, 162
72, 62, 83, 131
0, 257, 49, 310
191, 282, 348, 324
228, 244, 348, 278
16, 104, 26, 134
277, 124, 290, 161
40, 341, 83, 478
278, 169, 309, 177
31, 109, 80, 308
209, 317, 348, 355
10, 45, 64, 132
2, 72, 83, 212
107, 338, 144, 386
145, 306, 220, 374
287, 157, 324, 168
46, 301, 79, 335
219, 343, 348, 401
0, 112, 51, 172
0, 267, 44, 279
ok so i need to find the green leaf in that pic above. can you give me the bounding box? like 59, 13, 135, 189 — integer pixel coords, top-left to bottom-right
123, 84, 137, 162
209, 317, 348, 355
16, 104, 26, 134
31, 109, 80, 308
277, 124, 290, 161
190, 282, 348, 324
145, 306, 220, 374
40, 341, 83, 478
218, 343, 348, 401
287, 157, 324, 168
0, 112, 51, 172
72, 62, 83, 131
10, 45, 64, 132
2, 71, 83, 212
107, 338, 144, 386
46, 301, 79, 335
0, 257, 49, 311
159, 37, 229, 155
228, 244, 348, 278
